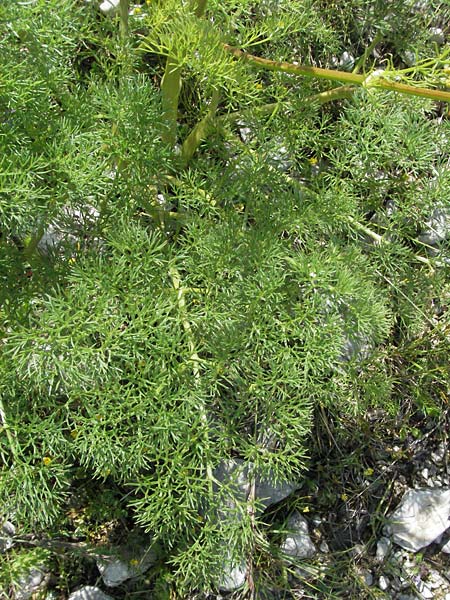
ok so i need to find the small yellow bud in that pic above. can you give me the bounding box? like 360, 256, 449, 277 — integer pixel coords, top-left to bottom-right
302, 506, 310, 513
43, 456, 52, 466
340, 493, 348, 502
363, 467, 374, 477
134, 6, 142, 14
308, 157, 318, 165
129, 558, 139, 567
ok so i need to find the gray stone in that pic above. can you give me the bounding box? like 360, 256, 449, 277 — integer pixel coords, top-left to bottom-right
281, 512, 316, 559
96, 539, 156, 587
418, 207, 450, 252
68, 587, 114, 600
339, 51, 355, 71
37, 205, 100, 257
15, 566, 47, 600
218, 559, 246, 591
378, 575, 390, 591
441, 538, 450, 553
385, 488, 450, 551
429, 27, 445, 45
99, 0, 120, 15
376, 536, 392, 562
213, 459, 298, 513
0, 520, 15, 553
97, 550, 156, 587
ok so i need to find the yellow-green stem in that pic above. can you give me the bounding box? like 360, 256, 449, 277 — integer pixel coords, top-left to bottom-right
161, 56, 182, 147
119, 0, 129, 42
192, 0, 208, 17
223, 45, 450, 102
169, 265, 214, 493
181, 88, 220, 165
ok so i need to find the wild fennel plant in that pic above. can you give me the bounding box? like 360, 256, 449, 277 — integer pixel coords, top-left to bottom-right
1, 0, 450, 596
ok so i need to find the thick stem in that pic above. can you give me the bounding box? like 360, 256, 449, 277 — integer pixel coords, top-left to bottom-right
119, 0, 129, 42
181, 88, 220, 165
223, 45, 450, 103
192, 0, 208, 17
161, 56, 182, 147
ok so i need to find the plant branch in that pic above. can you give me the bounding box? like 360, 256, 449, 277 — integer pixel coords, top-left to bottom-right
161, 56, 182, 147
192, 0, 208, 18
223, 45, 450, 102
181, 88, 220, 165
168, 265, 214, 492
119, 0, 129, 42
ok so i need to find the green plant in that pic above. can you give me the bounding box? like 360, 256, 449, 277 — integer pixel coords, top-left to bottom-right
1, 0, 450, 597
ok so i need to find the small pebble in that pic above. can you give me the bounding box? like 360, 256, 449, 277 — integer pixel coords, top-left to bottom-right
378, 575, 390, 591
376, 537, 392, 562
429, 27, 445, 45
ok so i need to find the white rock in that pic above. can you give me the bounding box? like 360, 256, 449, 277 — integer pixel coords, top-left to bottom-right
97, 547, 155, 587
418, 207, 450, 250
339, 51, 355, 71
429, 27, 445, 45
385, 487, 450, 551
430, 443, 447, 465
15, 567, 47, 600
99, 0, 120, 15
0, 520, 15, 553
97, 558, 130, 587
402, 50, 416, 66
378, 575, 390, 591
376, 537, 392, 562
213, 459, 298, 513
218, 560, 246, 591
281, 512, 316, 559
68, 587, 114, 600
440, 538, 450, 553
419, 583, 434, 599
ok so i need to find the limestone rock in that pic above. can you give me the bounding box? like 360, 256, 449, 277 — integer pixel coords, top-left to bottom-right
281, 512, 316, 559
68, 587, 114, 600
385, 488, 450, 551
218, 559, 247, 591
0, 520, 15, 553
213, 458, 298, 513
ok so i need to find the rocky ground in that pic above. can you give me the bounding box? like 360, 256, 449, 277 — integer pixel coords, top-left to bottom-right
2, 407, 450, 599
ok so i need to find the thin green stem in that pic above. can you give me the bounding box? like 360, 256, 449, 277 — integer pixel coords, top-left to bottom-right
221, 86, 356, 127
223, 45, 450, 102
352, 32, 383, 74
168, 265, 214, 493
346, 216, 432, 268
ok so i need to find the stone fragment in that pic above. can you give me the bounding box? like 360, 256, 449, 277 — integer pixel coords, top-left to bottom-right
15, 566, 47, 600
218, 560, 247, 591
385, 488, 450, 551
281, 512, 316, 559
97, 548, 156, 588
99, 0, 120, 14
418, 207, 450, 253
429, 27, 445, 45
68, 587, 114, 600
376, 537, 392, 562
0, 520, 15, 553
378, 575, 390, 591
213, 459, 298, 513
